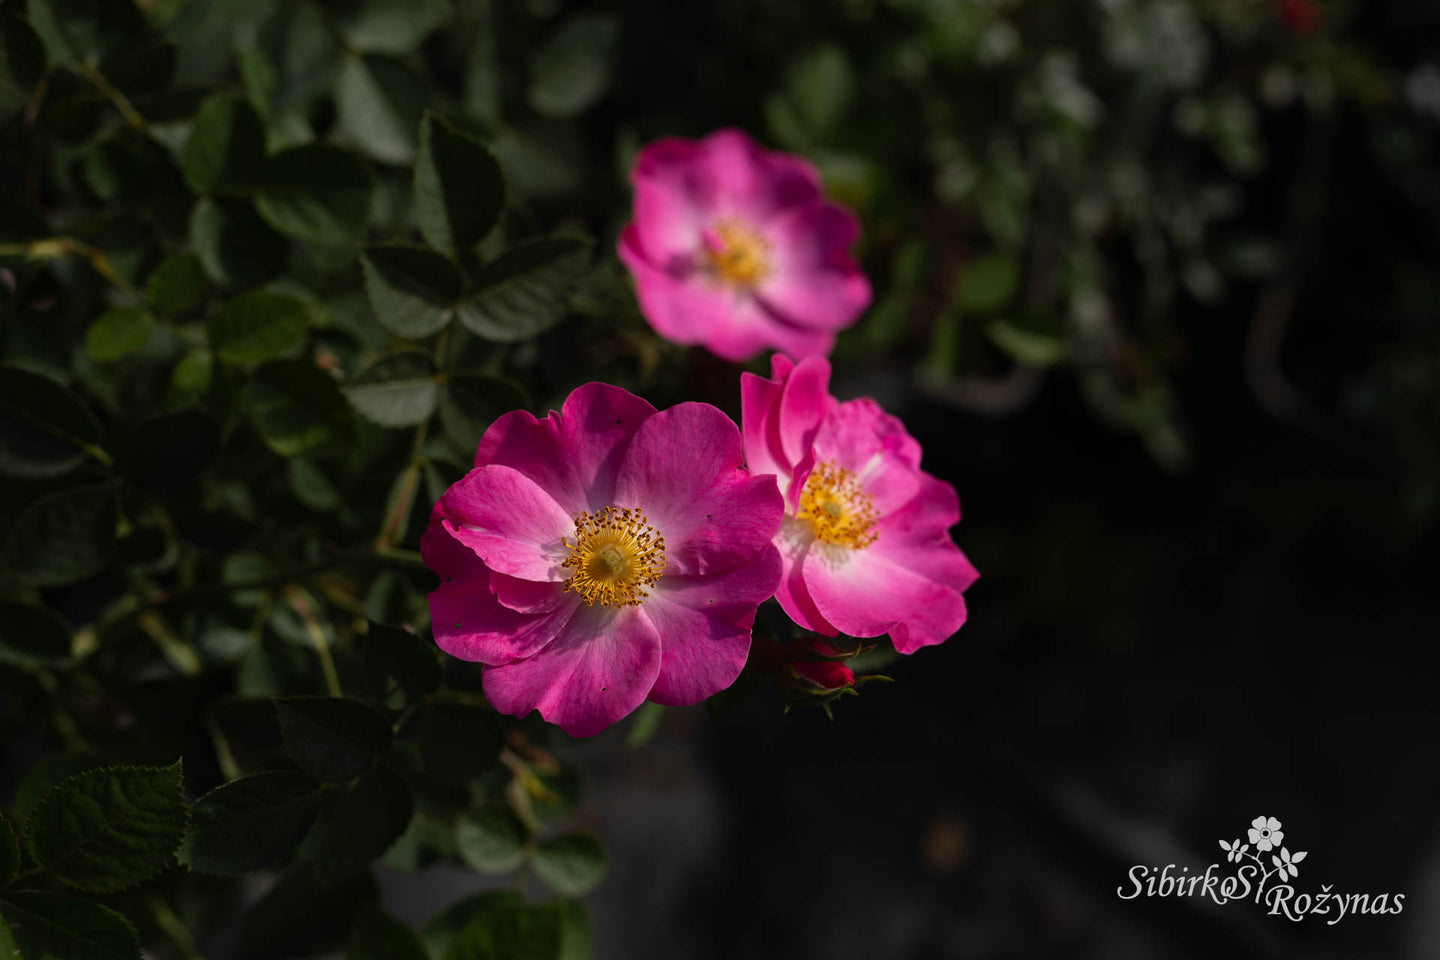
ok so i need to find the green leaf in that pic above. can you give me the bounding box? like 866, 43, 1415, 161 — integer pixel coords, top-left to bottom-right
1, 483, 117, 587
414, 113, 504, 261
363, 622, 441, 706
12, 757, 102, 826
288, 456, 340, 511
0, 12, 48, 120
443, 901, 567, 960
0, 364, 104, 478
345, 352, 439, 428
335, 54, 423, 165
168, 352, 213, 409
986, 313, 1067, 367
274, 696, 394, 782
209, 291, 311, 366
956, 253, 1019, 314
0, 891, 140, 960
0, 601, 73, 667
181, 771, 321, 875
340, 0, 450, 54
249, 359, 356, 457
454, 809, 526, 875
23, 761, 186, 894
767, 45, 852, 147
555, 901, 592, 960
624, 701, 665, 749
457, 237, 591, 342
530, 834, 606, 897
528, 13, 619, 118
146, 253, 206, 318
0, 812, 18, 888
439, 373, 527, 456
182, 93, 266, 194
84, 308, 152, 363
310, 766, 413, 886
191, 198, 287, 288
114, 408, 220, 495
423, 891, 524, 960
416, 701, 503, 783
360, 244, 464, 338
347, 905, 428, 960
255, 145, 374, 244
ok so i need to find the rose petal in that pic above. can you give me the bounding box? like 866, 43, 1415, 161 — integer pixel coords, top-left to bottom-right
481, 603, 663, 737
431, 575, 579, 667
441, 465, 573, 581
757, 201, 871, 331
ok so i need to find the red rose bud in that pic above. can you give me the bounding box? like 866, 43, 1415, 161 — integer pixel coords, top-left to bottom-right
1279, 0, 1321, 34
791, 637, 856, 690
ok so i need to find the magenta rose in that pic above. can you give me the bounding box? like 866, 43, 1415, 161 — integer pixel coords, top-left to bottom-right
421, 383, 783, 737
617, 128, 871, 362
741, 355, 978, 653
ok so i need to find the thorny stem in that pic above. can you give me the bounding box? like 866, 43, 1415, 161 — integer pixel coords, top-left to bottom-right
81, 62, 147, 131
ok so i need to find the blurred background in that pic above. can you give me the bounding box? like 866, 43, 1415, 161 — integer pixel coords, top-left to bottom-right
5, 0, 1440, 958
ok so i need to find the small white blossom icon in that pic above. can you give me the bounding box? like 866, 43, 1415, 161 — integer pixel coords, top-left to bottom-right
1219, 838, 1249, 863
1272, 846, 1307, 880
1247, 816, 1284, 852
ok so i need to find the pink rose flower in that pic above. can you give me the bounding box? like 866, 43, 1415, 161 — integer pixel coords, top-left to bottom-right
617, 129, 871, 362
741, 355, 978, 653
422, 383, 784, 737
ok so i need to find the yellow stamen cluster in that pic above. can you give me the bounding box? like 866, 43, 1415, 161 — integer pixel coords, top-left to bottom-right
705, 219, 773, 289
561, 506, 667, 607
797, 461, 878, 550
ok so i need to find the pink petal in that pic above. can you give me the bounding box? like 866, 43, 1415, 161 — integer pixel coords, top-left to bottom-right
490, 572, 571, 615
614, 402, 784, 576
474, 382, 657, 515
441, 465, 573, 581
431, 577, 579, 667
420, 504, 486, 581
772, 526, 839, 637
740, 355, 831, 507
802, 541, 968, 652
642, 545, 783, 706
757, 201, 871, 332
813, 397, 923, 474
698, 129, 822, 223
481, 604, 663, 737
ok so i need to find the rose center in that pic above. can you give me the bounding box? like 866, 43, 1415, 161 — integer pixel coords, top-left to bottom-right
797, 461, 878, 550
703, 219, 773, 289
562, 506, 666, 607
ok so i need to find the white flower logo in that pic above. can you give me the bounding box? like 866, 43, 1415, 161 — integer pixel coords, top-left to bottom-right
1247, 815, 1284, 852
1272, 846, 1307, 881
1218, 838, 1249, 863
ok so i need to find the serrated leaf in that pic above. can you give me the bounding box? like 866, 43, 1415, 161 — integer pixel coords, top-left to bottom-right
345, 352, 439, 428
0, 891, 140, 960
84, 308, 152, 363
181, 771, 321, 875
423, 891, 524, 960
455, 809, 526, 875
24, 761, 186, 894
0, 12, 48, 120
274, 696, 393, 782
0, 601, 73, 667
443, 901, 565, 960
457, 237, 591, 342
530, 834, 606, 897
113, 408, 219, 495
363, 622, 440, 706
146, 254, 206, 318
528, 13, 618, 118
249, 359, 356, 456
182, 93, 266, 194
360, 244, 463, 338
191, 198, 287, 288
0, 812, 17, 888
335, 54, 423, 165
340, 0, 450, 54
414, 113, 504, 261
310, 766, 413, 886
1, 483, 117, 587
287, 456, 339, 511
0, 365, 103, 479
209, 291, 310, 366
347, 905, 428, 960
255, 145, 373, 244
